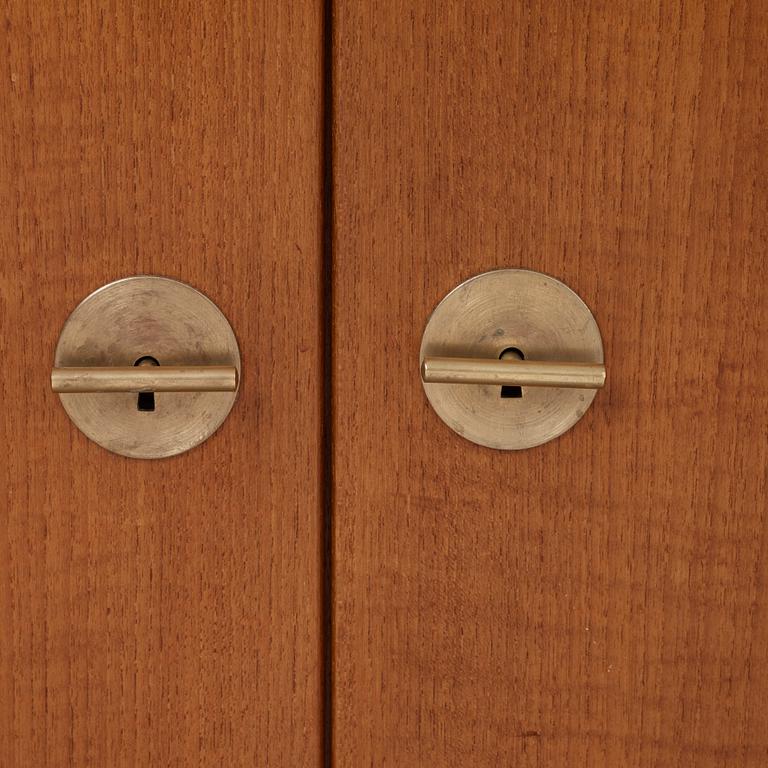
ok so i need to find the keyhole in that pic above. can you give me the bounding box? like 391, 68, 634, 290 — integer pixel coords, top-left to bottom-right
499, 347, 524, 399
134, 356, 159, 412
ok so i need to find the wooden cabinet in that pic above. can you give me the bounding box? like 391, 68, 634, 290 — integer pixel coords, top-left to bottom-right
2, 2, 766, 766
331, 1, 768, 765
1, 3, 323, 765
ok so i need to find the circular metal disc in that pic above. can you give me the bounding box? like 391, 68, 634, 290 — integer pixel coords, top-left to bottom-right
420, 269, 603, 450
54, 276, 240, 459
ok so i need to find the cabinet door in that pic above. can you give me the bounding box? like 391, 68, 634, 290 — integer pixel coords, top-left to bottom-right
331, 2, 768, 765
0, 3, 323, 765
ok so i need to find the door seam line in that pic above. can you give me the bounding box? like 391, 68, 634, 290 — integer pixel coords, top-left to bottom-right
320, 0, 335, 766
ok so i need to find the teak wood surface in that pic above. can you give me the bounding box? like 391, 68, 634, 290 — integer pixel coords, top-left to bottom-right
0, 2, 323, 766
2, 1, 768, 766
331, 1, 768, 766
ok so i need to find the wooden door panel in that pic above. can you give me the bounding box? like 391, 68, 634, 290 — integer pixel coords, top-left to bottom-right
332, 1, 767, 765
0, 2, 323, 766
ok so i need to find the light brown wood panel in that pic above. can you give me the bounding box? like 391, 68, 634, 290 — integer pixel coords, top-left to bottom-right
0, 2, 323, 766
332, 1, 767, 765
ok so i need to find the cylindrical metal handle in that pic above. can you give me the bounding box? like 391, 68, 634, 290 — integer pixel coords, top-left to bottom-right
421, 357, 605, 389
51, 366, 238, 393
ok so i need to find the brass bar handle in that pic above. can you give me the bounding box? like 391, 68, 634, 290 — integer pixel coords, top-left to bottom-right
421, 357, 606, 389
51, 366, 238, 394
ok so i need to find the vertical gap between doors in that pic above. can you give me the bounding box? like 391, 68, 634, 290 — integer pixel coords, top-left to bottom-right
320, 1, 334, 766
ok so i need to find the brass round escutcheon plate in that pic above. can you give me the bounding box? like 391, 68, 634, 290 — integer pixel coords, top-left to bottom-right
54, 276, 240, 459
420, 269, 604, 450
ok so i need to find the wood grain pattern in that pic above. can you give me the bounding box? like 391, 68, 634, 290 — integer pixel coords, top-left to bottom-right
331, 1, 768, 765
0, 2, 323, 766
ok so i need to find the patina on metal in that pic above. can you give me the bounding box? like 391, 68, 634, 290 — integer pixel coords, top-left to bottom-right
420, 268, 605, 450
53, 276, 241, 459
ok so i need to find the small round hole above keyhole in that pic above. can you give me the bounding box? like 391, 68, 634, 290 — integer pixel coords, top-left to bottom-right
134, 356, 160, 412
499, 347, 524, 399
